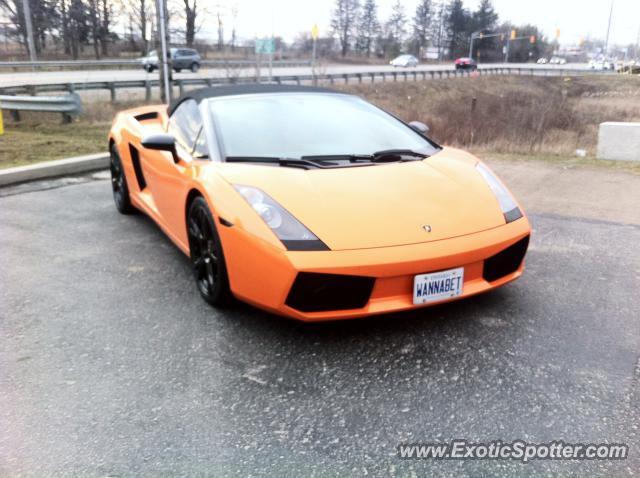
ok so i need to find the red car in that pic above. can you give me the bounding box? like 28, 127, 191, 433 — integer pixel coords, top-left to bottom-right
455, 57, 477, 71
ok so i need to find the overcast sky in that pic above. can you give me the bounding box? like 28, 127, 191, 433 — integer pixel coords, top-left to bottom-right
211, 0, 639, 48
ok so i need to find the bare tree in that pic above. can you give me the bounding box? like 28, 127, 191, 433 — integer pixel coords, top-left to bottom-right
0, 0, 58, 54
100, 0, 110, 55
331, 0, 359, 57
216, 9, 223, 50
182, 0, 196, 46
124, 0, 153, 52
88, 0, 101, 58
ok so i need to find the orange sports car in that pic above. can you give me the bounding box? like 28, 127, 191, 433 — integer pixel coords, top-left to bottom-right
108, 84, 530, 321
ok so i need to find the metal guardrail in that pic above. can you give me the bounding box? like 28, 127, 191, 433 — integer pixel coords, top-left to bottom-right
0, 67, 612, 107
0, 58, 311, 71
0, 93, 82, 123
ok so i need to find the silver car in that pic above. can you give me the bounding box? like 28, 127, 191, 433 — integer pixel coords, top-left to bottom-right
141, 48, 201, 73
390, 54, 419, 68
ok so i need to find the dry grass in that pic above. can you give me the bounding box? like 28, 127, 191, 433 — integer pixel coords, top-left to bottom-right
338, 75, 640, 156
0, 102, 140, 168
2, 75, 640, 168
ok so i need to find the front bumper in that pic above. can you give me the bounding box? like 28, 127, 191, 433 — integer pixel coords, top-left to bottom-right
220, 217, 531, 321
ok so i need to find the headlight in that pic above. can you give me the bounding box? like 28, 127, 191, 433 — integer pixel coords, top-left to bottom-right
475, 162, 523, 223
234, 185, 329, 251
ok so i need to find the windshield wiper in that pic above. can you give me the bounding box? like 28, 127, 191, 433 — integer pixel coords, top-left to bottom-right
302, 149, 428, 164
225, 156, 319, 170
372, 149, 428, 159
225, 156, 375, 170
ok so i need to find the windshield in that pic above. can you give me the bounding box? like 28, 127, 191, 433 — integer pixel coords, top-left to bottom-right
207, 93, 438, 159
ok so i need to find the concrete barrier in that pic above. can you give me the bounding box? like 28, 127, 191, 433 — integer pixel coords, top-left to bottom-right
0, 152, 109, 187
597, 122, 640, 161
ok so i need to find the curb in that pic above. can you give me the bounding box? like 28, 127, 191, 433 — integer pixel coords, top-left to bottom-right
0, 152, 109, 187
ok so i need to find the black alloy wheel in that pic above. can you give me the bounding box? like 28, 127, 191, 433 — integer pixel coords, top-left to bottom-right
110, 145, 135, 214
187, 197, 231, 306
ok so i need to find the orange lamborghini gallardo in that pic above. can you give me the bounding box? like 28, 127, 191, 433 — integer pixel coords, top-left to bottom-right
108, 84, 530, 321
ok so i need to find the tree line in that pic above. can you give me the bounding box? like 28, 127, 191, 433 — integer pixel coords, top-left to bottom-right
330, 0, 550, 61
0, 0, 551, 61
0, 0, 209, 59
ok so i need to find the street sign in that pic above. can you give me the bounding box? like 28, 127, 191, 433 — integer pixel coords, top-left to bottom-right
311, 23, 319, 40
255, 38, 275, 55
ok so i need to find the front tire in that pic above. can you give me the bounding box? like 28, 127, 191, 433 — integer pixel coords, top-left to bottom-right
190, 62, 200, 73
110, 145, 135, 215
187, 197, 231, 306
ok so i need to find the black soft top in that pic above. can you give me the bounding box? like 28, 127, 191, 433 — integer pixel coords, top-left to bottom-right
168, 84, 346, 116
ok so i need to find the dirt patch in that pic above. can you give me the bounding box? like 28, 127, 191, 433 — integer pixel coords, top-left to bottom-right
485, 157, 640, 226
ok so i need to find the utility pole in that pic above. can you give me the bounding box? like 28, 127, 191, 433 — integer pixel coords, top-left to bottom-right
311, 23, 319, 85
21, 0, 37, 61
435, 1, 445, 61
156, 0, 171, 103
468, 32, 477, 59
604, 0, 614, 56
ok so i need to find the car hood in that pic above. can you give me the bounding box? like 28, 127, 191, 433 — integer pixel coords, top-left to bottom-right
215, 147, 508, 251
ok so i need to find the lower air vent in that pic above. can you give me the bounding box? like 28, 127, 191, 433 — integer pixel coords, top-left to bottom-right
483, 235, 530, 282
285, 272, 375, 313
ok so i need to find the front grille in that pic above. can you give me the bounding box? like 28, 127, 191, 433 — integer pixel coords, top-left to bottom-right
483, 235, 530, 282
285, 272, 375, 313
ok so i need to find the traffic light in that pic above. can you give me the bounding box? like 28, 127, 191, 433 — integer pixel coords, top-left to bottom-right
530, 35, 536, 44
510, 30, 516, 40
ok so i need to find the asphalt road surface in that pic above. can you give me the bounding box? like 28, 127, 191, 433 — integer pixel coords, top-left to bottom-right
0, 62, 591, 88
1, 162, 638, 477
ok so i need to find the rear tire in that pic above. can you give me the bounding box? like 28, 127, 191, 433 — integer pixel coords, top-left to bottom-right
174, 68, 182, 73
110, 145, 135, 215
187, 197, 232, 306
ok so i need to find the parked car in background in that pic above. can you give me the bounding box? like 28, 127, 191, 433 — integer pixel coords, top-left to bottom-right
536, 57, 548, 64
141, 48, 201, 73
549, 56, 567, 65
588, 59, 614, 70
390, 54, 419, 67
454, 57, 477, 71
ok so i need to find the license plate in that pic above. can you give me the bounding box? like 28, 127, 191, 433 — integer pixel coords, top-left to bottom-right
413, 267, 464, 305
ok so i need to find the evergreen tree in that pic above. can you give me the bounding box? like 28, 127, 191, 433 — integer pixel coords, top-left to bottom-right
383, 0, 406, 57
446, 0, 471, 59
411, 0, 432, 56
355, 0, 378, 57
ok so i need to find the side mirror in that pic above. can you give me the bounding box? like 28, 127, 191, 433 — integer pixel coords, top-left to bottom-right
142, 133, 178, 162
409, 121, 429, 135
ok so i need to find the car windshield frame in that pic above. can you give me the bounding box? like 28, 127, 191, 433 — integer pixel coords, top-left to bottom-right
204, 92, 440, 165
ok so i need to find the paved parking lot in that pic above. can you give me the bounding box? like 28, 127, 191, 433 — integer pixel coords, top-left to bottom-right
1, 163, 638, 477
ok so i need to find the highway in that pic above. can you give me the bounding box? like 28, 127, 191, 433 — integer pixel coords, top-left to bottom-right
0, 62, 591, 88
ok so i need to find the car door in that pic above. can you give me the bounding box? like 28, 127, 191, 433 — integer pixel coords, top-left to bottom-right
177, 50, 189, 69
142, 99, 205, 235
